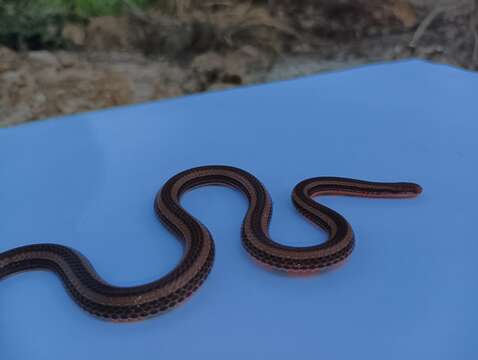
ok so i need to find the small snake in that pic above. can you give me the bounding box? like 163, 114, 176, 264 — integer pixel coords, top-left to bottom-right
0, 165, 422, 322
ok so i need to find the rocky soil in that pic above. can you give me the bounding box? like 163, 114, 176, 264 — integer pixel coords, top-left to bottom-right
0, 48, 252, 126
1, 0, 477, 127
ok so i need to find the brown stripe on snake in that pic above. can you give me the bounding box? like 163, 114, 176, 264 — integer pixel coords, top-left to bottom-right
0, 165, 422, 322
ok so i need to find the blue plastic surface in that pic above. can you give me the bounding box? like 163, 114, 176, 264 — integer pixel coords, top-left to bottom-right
1, 60, 477, 359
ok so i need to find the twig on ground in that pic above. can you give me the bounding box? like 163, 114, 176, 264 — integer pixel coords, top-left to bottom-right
471, 0, 478, 64
121, 0, 149, 21
409, 0, 474, 48
409, 5, 444, 47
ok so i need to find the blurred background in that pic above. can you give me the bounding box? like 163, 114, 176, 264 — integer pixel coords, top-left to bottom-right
1, 0, 477, 126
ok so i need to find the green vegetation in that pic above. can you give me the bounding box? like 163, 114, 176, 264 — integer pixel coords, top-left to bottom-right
52, 0, 153, 17
0, 0, 153, 49
1, 0, 152, 18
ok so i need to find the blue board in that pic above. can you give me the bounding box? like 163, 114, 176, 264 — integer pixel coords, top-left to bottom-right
1, 60, 477, 359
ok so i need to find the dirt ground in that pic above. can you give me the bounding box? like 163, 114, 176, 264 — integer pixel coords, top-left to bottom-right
1, 0, 477, 127
0, 48, 248, 126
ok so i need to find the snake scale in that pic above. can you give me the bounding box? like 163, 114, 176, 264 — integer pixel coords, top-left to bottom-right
0, 165, 422, 322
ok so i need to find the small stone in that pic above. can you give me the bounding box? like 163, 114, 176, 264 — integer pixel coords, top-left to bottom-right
0, 47, 19, 73
28, 51, 60, 69
182, 77, 202, 93
56, 98, 88, 114
0, 68, 40, 126
391, 0, 417, 28
160, 65, 188, 84
191, 52, 225, 73
62, 23, 86, 46
35, 67, 59, 84
1, 70, 21, 84
56, 51, 80, 68
31, 93, 47, 113
224, 46, 271, 82
3, 105, 33, 125
207, 82, 235, 92
86, 16, 131, 50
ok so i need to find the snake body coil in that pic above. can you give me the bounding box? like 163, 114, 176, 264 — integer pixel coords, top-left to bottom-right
0, 165, 422, 321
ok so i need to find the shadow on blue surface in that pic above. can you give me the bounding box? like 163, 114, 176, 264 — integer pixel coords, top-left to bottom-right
0, 60, 477, 359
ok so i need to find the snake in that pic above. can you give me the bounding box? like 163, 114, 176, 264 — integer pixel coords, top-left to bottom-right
0, 165, 422, 322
